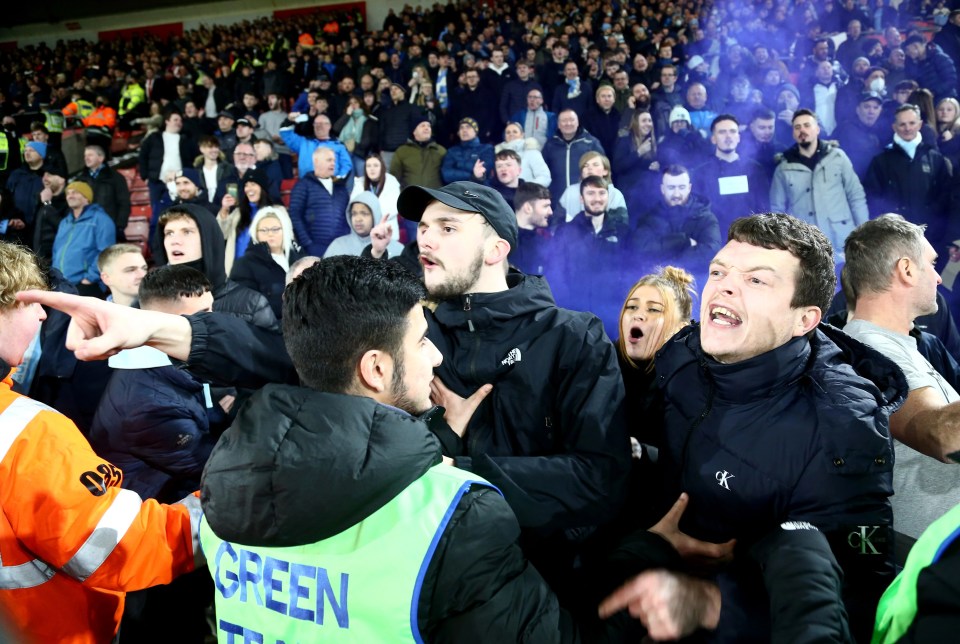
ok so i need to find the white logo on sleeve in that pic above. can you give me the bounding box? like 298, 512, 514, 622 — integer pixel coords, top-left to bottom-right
715, 470, 735, 490
501, 348, 522, 366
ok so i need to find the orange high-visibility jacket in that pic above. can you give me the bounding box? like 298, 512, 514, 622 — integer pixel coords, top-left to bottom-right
0, 371, 202, 643
83, 106, 117, 130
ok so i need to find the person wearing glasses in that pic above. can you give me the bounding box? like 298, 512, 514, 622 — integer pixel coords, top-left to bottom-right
230, 205, 306, 319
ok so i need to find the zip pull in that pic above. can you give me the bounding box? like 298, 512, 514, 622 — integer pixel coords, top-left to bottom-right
463, 294, 472, 311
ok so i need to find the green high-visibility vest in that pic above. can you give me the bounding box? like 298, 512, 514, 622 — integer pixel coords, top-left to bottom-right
43, 110, 65, 133
872, 504, 960, 643
0, 135, 8, 171
200, 463, 496, 643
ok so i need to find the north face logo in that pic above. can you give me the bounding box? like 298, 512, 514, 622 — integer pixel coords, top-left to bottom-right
501, 348, 522, 366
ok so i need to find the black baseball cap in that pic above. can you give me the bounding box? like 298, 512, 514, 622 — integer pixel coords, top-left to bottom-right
398, 182, 518, 250
858, 91, 883, 105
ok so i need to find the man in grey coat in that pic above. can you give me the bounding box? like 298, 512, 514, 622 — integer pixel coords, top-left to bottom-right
770, 108, 868, 260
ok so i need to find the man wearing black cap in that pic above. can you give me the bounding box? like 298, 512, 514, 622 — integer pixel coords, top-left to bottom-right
215, 111, 239, 157
836, 91, 887, 179
234, 117, 256, 149
397, 180, 630, 598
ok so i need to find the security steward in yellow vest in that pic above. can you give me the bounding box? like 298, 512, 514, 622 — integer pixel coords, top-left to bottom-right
0, 118, 22, 186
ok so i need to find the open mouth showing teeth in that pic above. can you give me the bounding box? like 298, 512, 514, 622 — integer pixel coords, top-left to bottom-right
710, 305, 742, 326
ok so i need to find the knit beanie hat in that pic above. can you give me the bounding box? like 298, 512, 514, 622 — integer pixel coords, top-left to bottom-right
26, 140, 47, 159
66, 181, 93, 203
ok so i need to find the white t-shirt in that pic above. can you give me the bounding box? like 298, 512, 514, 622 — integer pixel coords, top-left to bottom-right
844, 318, 960, 538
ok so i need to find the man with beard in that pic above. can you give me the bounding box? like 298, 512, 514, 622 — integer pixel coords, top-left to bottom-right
510, 181, 553, 275
770, 109, 867, 259
400, 181, 631, 603
631, 166, 720, 280
694, 115, 769, 238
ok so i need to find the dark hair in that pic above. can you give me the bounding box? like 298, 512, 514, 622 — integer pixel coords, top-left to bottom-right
710, 114, 739, 132
514, 181, 551, 211
362, 152, 388, 193
843, 214, 927, 302
749, 106, 776, 122
162, 107, 182, 123
792, 108, 818, 123
580, 174, 608, 193
495, 149, 522, 164
282, 256, 426, 392
198, 135, 220, 148
663, 164, 689, 178
727, 213, 835, 313
139, 265, 211, 308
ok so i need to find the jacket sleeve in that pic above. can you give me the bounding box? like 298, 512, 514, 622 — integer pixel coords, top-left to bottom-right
526, 150, 552, 187
287, 183, 313, 248
184, 311, 297, 387
334, 144, 352, 178
4, 403, 200, 591
113, 173, 131, 231
839, 152, 869, 225
420, 486, 631, 644
441, 147, 475, 183
681, 208, 722, 265
87, 218, 117, 284
279, 127, 304, 153
456, 317, 631, 532
769, 164, 788, 213
748, 525, 853, 644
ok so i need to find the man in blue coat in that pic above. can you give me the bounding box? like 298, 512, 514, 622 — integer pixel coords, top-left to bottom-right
51, 181, 116, 297
288, 147, 350, 256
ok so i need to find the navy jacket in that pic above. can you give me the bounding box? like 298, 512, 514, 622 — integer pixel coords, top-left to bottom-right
90, 362, 218, 503
287, 173, 350, 256
656, 323, 906, 643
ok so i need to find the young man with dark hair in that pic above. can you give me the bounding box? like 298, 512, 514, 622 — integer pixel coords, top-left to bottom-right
511, 181, 553, 275
155, 204, 277, 330
400, 181, 632, 598
490, 148, 525, 204
770, 108, 868, 258
0, 241, 202, 643
693, 115, 768, 237
653, 212, 904, 642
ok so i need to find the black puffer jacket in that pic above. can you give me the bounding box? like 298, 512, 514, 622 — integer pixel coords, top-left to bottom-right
426, 273, 631, 587
200, 387, 629, 642
153, 203, 278, 331
655, 323, 907, 643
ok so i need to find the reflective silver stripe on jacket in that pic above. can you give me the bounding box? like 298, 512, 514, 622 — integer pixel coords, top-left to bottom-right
62, 487, 143, 582
0, 396, 52, 464
0, 556, 56, 589
0, 397, 59, 589
176, 493, 205, 568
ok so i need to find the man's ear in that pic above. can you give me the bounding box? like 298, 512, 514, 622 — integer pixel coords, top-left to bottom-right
356, 349, 393, 394
793, 306, 822, 337
484, 238, 511, 267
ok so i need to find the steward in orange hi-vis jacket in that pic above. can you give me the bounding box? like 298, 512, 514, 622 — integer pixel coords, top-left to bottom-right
0, 241, 203, 644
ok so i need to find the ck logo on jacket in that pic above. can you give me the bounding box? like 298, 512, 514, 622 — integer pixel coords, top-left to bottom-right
848, 525, 883, 555
715, 470, 735, 490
